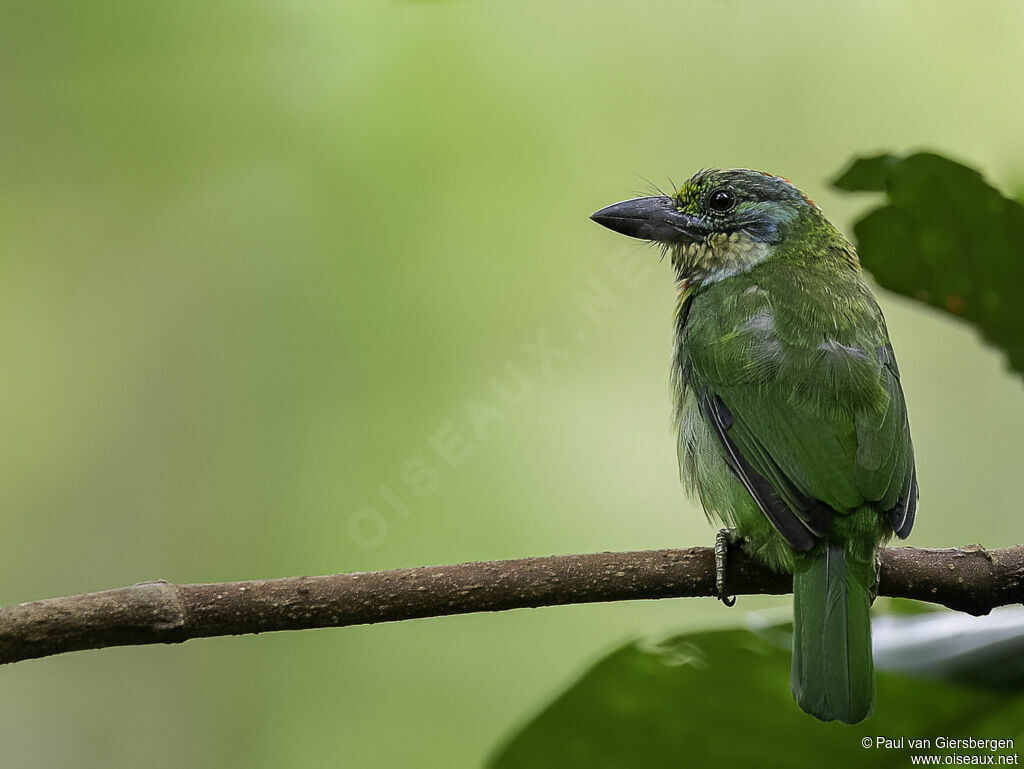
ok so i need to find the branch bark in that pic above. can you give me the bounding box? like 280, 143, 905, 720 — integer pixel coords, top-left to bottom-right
1, 545, 1021, 665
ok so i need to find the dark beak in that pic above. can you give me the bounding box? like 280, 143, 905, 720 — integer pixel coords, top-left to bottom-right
590, 196, 706, 244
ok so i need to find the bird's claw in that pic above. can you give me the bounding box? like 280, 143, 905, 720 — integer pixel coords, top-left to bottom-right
870, 550, 882, 604
715, 528, 739, 607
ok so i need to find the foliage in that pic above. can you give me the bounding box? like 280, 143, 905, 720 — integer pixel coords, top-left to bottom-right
491, 626, 1024, 768
834, 152, 1024, 376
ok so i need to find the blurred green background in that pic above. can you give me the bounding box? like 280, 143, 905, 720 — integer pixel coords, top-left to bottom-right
2, 1, 1023, 766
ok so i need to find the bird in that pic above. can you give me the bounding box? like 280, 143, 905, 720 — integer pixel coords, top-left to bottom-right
590, 169, 918, 724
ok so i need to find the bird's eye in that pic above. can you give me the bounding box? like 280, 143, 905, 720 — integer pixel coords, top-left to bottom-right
708, 189, 736, 213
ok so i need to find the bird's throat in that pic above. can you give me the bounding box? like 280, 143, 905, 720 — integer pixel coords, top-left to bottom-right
671, 230, 770, 286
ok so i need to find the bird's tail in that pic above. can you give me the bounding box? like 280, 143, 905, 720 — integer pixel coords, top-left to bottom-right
791, 542, 875, 724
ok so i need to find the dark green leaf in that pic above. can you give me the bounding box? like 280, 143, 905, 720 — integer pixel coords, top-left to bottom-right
833, 152, 1024, 375
490, 628, 1024, 769
833, 153, 892, 192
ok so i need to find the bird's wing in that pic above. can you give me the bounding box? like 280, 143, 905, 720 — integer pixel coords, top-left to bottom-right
699, 391, 827, 551
696, 330, 917, 551
852, 344, 918, 538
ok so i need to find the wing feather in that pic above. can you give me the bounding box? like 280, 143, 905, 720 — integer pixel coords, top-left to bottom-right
682, 271, 917, 546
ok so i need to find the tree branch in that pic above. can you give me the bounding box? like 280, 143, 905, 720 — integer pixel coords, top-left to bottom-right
1, 545, 1021, 665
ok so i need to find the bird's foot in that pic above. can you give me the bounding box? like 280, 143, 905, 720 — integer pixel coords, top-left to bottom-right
715, 528, 741, 607
870, 550, 882, 604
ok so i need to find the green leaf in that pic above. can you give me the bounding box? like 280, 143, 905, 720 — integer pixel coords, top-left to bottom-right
833, 153, 892, 192
489, 628, 1024, 769
833, 151, 1024, 375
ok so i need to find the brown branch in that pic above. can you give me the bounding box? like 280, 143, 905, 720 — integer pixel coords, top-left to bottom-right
1, 545, 1021, 666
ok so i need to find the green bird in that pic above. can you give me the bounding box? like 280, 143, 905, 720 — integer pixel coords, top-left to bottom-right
591, 169, 917, 724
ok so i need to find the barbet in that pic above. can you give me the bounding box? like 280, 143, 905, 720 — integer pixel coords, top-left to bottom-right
591, 169, 918, 724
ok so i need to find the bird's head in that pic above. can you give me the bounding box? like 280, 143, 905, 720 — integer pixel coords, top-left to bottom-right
591, 169, 828, 286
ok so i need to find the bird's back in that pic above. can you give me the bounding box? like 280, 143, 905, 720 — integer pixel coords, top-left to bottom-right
674, 246, 916, 553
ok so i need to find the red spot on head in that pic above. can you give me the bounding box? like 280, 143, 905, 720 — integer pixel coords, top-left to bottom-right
756, 170, 818, 208
945, 294, 966, 315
